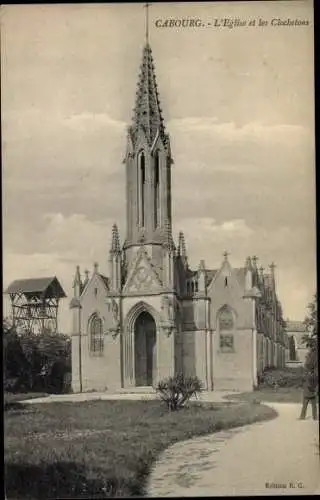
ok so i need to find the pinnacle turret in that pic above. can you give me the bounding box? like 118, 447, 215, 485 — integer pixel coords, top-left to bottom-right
72, 265, 81, 288
110, 223, 121, 255
164, 218, 175, 251
177, 231, 187, 258
129, 43, 167, 147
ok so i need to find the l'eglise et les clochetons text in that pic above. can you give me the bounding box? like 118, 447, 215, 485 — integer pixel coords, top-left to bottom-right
154, 17, 310, 29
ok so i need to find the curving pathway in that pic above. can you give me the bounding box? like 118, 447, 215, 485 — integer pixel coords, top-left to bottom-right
147, 402, 320, 496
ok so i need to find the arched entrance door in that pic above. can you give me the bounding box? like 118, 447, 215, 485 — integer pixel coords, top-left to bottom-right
134, 311, 157, 386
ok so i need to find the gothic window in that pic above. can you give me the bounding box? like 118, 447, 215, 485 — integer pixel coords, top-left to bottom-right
195, 281, 198, 292
191, 281, 195, 294
219, 334, 234, 352
224, 277, 228, 287
90, 315, 104, 355
138, 152, 146, 227
154, 151, 160, 228
94, 287, 98, 298
218, 306, 234, 331
186, 281, 190, 295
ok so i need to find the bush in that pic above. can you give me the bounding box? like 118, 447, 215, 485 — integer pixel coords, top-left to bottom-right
258, 367, 305, 389
156, 374, 203, 411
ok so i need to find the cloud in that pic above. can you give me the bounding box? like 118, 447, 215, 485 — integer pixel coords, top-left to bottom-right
169, 117, 311, 145
63, 112, 126, 132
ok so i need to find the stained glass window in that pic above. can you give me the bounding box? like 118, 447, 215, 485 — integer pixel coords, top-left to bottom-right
90, 315, 104, 354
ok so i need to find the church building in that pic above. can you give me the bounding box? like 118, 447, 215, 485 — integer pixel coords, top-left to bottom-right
70, 36, 287, 393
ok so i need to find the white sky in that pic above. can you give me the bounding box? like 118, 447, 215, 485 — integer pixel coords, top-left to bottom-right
2, 1, 315, 331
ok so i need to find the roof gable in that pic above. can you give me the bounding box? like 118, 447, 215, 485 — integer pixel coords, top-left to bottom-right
5, 277, 66, 298
80, 272, 109, 299
122, 247, 163, 294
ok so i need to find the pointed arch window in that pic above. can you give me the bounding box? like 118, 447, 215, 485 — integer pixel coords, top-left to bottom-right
218, 305, 234, 331
154, 151, 160, 228
138, 151, 146, 227
218, 305, 235, 352
89, 314, 104, 355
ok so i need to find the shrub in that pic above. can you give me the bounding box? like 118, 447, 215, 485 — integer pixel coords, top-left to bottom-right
258, 367, 305, 389
156, 374, 203, 411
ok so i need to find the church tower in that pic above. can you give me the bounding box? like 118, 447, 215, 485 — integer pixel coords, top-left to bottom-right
123, 33, 174, 271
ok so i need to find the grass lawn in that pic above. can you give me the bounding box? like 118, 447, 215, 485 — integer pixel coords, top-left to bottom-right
5, 399, 277, 498
224, 387, 304, 404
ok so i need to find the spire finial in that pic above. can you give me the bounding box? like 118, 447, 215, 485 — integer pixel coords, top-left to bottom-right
144, 3, 151, 44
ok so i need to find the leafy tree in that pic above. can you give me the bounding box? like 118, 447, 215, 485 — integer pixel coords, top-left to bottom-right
302, 295, 318, 377
3, 318, 71, 393
3, 320, 30, 391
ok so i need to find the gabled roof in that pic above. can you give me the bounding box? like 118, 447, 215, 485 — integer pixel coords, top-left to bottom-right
4, 277, 66, 298
205, 270, 217, 287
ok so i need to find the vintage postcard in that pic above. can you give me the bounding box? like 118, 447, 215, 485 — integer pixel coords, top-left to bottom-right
2, 1, 318, 498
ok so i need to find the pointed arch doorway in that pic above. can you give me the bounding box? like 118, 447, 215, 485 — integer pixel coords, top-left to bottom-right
134, 311, 157, 386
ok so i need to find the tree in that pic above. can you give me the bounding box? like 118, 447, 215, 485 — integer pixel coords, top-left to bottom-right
3, 319, 31, 391
3, 318, 72, 393
302, 295, 318, 376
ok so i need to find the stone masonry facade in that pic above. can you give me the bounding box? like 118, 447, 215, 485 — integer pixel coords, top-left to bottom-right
70, 42, 287, 393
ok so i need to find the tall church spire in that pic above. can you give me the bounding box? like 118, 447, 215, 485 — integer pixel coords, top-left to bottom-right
123, 4, 174, 269
129, 43, 166, 147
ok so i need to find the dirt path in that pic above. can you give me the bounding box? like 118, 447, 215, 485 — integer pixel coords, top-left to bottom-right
147, 402, 319, 496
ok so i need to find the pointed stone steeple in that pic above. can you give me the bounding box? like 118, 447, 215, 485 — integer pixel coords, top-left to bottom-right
245, 256, 253, 290
198, 259, 206, 293
72, 265, 82, 297
129, 43, 167, 148
83, 269, 90, 288
123, 8, 174, 268
269, 262, 276, 290
245, 256, 252, 269
109, 223, 121, 293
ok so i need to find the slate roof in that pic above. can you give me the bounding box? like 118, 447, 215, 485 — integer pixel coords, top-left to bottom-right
4, 277, 66, 298
98, 274, 110, 289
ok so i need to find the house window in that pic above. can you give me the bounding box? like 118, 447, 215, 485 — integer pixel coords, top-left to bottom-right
90, 315, 104, 355
218, 306, 234, 331
219, 334, 234, 352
